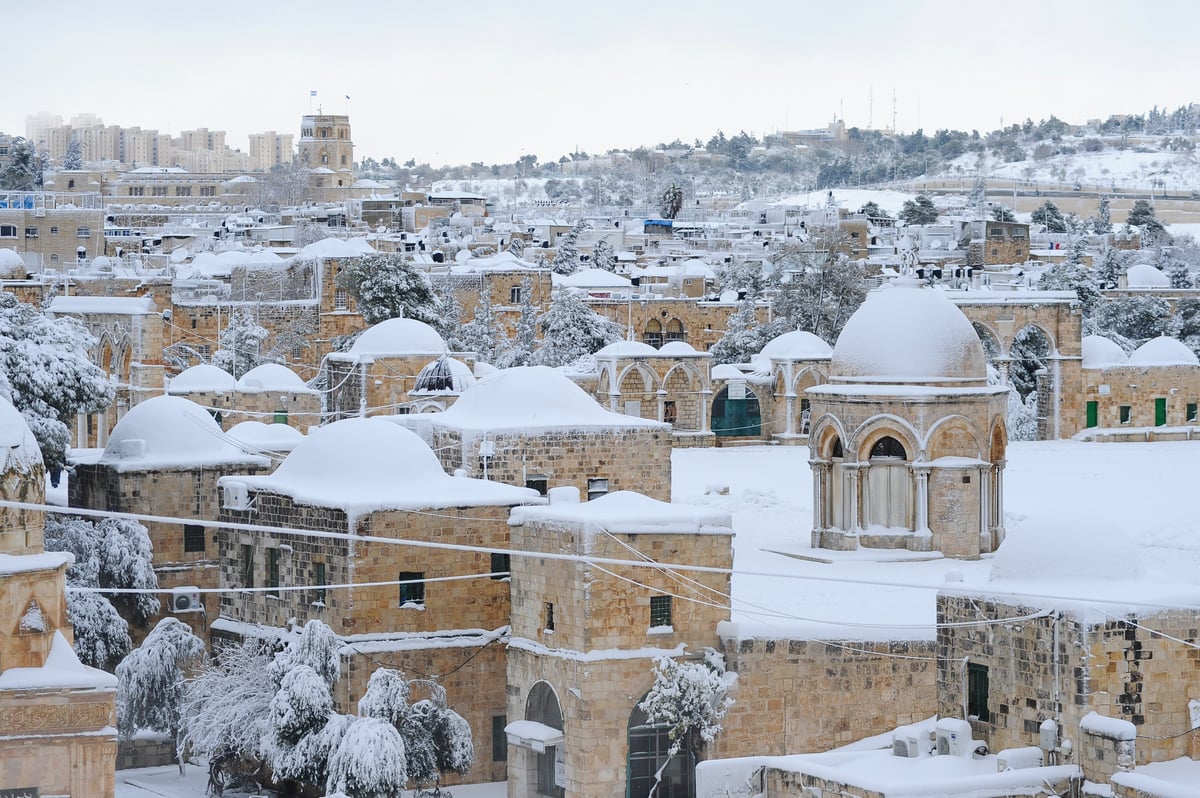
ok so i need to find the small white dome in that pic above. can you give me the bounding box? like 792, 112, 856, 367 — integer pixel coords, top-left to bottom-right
1126, 263, 1170, 289
169, 364, 236, 393
101, 396, 255, 467
595, 340, 659, 357
226, 420, 305, 452
298, 237, 375, 259
237, 363, 313, 392
658, 341, 699, 355
0, 395, 43, 475
0, 248, 26, 277
1081, 335, 1128, 369
758, 330, 833, 360
831, 282, 986, 384
1128, 336, 1199, 367
711, 364, 746, 381
349, 318, 446, 356
412, 356, 476, 394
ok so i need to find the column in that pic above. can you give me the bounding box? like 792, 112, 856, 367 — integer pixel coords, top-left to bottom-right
784, 394, 796, 436
699, 388, 712, 432
913, 465, 931, 534
656, 389, 667, 423
993, 459, 1006, 543
844, 463, 861, 535
809, 458, 824, 547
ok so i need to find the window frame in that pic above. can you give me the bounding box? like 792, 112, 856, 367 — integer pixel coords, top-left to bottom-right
490, 552, 511, 579
398, 571, 425, 607
313, 562, 327, 605
240, 544, 255, 588
545, 601, 555, 632
267, 548, 281, 597
649, 595, 673, 628
183, 523, 206, 553
587, 478, 609, 501
967, 662, 991, 722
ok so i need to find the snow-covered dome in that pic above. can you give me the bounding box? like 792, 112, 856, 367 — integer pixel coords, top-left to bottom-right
169, 364, 236, 393
0, 248, 27, 277
1125, 263, 1170, 289
89, 256, 118, 271
595, 340, 659, 357
830, 282, 987, 384
659, 341, 700, 356
555, 269, 631, 288
100, 396, 264, 468
237, 363, 314, 393
436, 366, 662, 431
226, 420, 304, 452
412, 356, 476, 394
297, 237, 375, 259
1081, 335, 1129, 369
348, 318, 446, 356
1128, 336, 1200, 367
758, 330, 833, 361
711, 364, 746, 381
0, 395, 43, 475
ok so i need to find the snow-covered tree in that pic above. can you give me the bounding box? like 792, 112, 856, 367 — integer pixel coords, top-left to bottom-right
551, 220, 588, 275
64, 591, 131, 672
336, 254, 442, 327
1031, 200, 1068, 233
1037, 260, 1101, 315
507, 236, 526, 257
0, 293, 114, 472
0, 137, 42, 190
638, 650, 733, 797
660, 183, 684, 220
456, 281, 502, 363
1007, 388, 1038, 442
496, 277, 538, 368
1091, 295, 1171, 346
326, 716, 408, 798
899, 194, 938, 225
991, 204, 1016, 222
1095, 247, 1126, 289
768, 242, 866, 343
1165, 257, 1193, 289
117, 618, 207, 754
1091, 195, 1113, 234
62, 138, 84, 171
710, 299, 767, 365
533, 288, 623, 367
270, 665, 334, 745
431, 281, 465, 348
715, 259, 767, 300
1127, 199, 1166, 239
591, 237, 617, 272
211, 308, 270, 379
1007, 326, 1051, 400
1166, 297, 1200, 358
180, 634, 278, 769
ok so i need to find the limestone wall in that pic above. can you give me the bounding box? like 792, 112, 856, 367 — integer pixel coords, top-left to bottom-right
0, 566, 71, 670
0, 688, 117, 798
1082, 363, 1200, 431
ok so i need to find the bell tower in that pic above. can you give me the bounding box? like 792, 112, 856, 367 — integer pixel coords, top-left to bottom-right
298, 113, 354, 171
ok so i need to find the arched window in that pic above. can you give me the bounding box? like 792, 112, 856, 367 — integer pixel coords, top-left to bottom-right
643, 319, 663, 348
665, 318, 686, 343
526, 683, 564, 798
866, 435, 910, 529
870, 436, 907, 459
628, 702, 694, 798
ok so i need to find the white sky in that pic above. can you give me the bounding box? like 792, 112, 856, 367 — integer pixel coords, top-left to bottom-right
6, 0, 1199, 168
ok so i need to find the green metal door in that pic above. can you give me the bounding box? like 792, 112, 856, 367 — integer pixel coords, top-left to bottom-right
1155, 397, 1167, 426
1086, 401, 1098, 428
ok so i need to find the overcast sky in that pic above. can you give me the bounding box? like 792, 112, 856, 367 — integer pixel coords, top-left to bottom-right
6, 0, 1197, 168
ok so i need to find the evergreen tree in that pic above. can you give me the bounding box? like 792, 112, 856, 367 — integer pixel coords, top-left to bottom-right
551, 219, 588, 275
710, 300, 768, 365
1091, 295, 1171, 346
62, 138, 84, 171
1037, 259, 1101, 315
768, 242, 866, 342
117, 618, 207, 753
496, 277, 538, 368
336, 254, 442, 326
1127, 199, 1169, 245
533, 288, 623, 367
1092, 195, 1113, 234
991, 204, 1017, 222
212, 308, 270, 378
431, 281, 464, 348
1166, 257, 1193, 289
898, 194, 938, 225
507, 236, 526, 257
592, 237, 618, 272
715, 259, 767, 300
0, 137, 41, 190
1031, 200, 1068, 233
660, 183, 684, 219
858, 201, 891, 219
1095, 247, 1126, 289
456, 281, 502, 363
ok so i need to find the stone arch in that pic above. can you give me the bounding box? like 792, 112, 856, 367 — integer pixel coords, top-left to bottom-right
851, 415, 922, 463
1013, 321, 1058, 357
628, 694, 693, 798
97, 333, 115, 373
664, 317, 686, 343
596, 363, 613, 396
617, 362, 659, 394
662, 363, 701, 431
711, 384, 761, 437
924, 415, 983, 460
525, 681, 565, 798
791, 366, 828, 395
989, 419, 1007, 461
812, 416, 847, 459
972, 321, 1002, 360
643, 318, 663, 347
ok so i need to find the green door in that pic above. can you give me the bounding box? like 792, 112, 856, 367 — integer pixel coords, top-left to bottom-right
1155, 397, 1167, 426
1086, 401, 1098, 428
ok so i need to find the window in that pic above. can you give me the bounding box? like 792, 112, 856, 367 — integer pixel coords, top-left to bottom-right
525, 475, 548, 495
0, 225, 17, 237
987, 226, 1005, 239
176, 186, 192, 197
663, 401, 677, 425
643, 319, 663, 348
490, 552, 511, 579
67, 178, 75, 189
267, 548, 281, 597
24, 226, 38, 238
398, 572, 425, 607
129, 187, 144, 197
967, 663, 990, 722
273, 410, 288, 424
650, 595, 672, 628
334, 289, 348, 310
1188, 402, 1198, 423
587, 478, 609, 501
1119, 405, 1132, 424
313, 562, 327, 605
49, 226, 58, 234
545, 602, 555, 632
76, 226, 91, 238
1012, 227, 1027, 238
199, 186, 215, 197
664, 318, 685, 343
152, 186, 168, 197
509, 285, 522, 304
183, 524, 206, 553
492, 715, 508, 762
240, 544, 254, 588
870, 436, 907, 459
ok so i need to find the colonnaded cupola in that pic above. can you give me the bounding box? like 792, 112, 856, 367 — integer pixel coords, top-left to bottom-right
807, 280, 1010, 559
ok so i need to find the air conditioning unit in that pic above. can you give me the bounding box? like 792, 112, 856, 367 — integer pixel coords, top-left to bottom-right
935, 718, 972, 756
170, 587, 202, 613
997, 746, 1043, 772
118, 438, 147, 458
222, 481, 250, 510
892, 735, 920, 758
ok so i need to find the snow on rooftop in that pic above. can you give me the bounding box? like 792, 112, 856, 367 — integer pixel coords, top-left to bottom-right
0, 395, 44, 474
297, 237, 375, 259
595, 340, 659, 357
0, 247, 24, 270
0, 551, 73, 576
99, 395, 269, 471
711, 364, 748, 381
1081, 335, 1129, 369
168, 364, 236, 393
226, 420, 304, 453
232, 417, 540, 515
554, 269, 632, 289
236, 363, 315, 393
510, 491, 732, 540
1125, 263, 1170, 288
348, 317, 447, 356
1128, 336, 1200, 367
433, 366, 665, 433
831, 281, 987, 384
411, 356, 476, 394
0, 631, 117, 690
658, 341, 703, 356
452, 251, 541, 273
48, 295, 158, 316
758, 329, 833, 361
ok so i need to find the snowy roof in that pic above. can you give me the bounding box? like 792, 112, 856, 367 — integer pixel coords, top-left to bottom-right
236, 363, 316, 393
1125, 263, 1170, 288
130, 166, 186, 174
168, 364, 236, 393
658, 341, 705, 356
450, 251, 541, 273
0, 247, 25, 275
758, 329, 833, 361
830, 281, 987, 384
711, 363, 748, 381
226, 420, 305, 452
99, 396, 269, 471
412, 356, 476, 394
1128, 336, 1200, 367
232, 418, 540, 514
0, 631, 117, 690
432, 366, 666, 432
225, 174, 257, 184
595, 340, 659, 357
348, 317, 447, 356
181, 251, 231, 279
632, 260, 715, 279
297, 237, 376, 259
429, 190, 488, 200
0, 396, 43, 475
48, 295, 158, 316
510, 491, 732, 539
352, 178, 389, 189
554, 269, 632, 289
1081, 335, 1129, 368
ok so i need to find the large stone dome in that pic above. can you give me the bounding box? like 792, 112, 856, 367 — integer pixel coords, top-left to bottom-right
349, 318, 446, 356
830, 282, 986, 385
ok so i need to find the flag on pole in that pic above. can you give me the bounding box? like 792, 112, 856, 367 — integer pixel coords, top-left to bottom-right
310, 90, 317, 97
345, 94, 351, 100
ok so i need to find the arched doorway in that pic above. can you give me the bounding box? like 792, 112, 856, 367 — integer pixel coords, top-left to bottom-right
711, 384, 760, 437
526, 682, 565, 798
628, 702, 694, 798
865, 435, 911, 529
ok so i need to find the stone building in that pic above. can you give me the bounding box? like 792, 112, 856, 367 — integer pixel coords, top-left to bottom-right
0, 190, 106, 268
166, 362, 321, 431
808, 282, 1009, 559
505, 491, 733, 798
1077, 334, 1200, 440
213, 417, 542, 783
417, 366, 673, 501
0, 397, 118, 798
591, 340, 715, 446
69, 396, 271, 641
